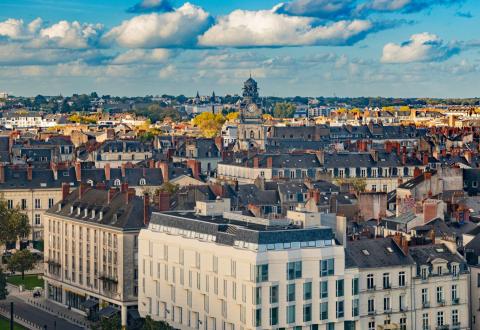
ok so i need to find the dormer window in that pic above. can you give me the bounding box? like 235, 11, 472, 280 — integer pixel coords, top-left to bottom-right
437, 266, 442, 276
114, 179, 121, 187
139, 178, 146, 186
87, 179, 94, 187
451, 264, 458, 276
421, 267, 427, 280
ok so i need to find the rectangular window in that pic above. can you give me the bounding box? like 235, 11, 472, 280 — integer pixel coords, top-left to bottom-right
287, 261, 302, 280
383, 297, 390, 312
368, 322, 375, 330
254, 308, 261, 327
452, 284, 458, 301
7, 200, 13, 209
436, 286, 444, 303
399, 271, 405, 287
303, 282, 312, 300
452, 309, 459, 326
320, 280, 328, 298
437, 311, 444, 326
336, 300, 344, 318
352, 298, 359, 317
368, 299, 375, 314
422, 288, 429, 306
21, 199, 27, 210
269, 307, 278, 326
352, 278, 359, 295
303, 304, 312, 322
320, 302, 328, 320
286, 305, 295, 324
48, 198, 54, 208
34, 214, 41, 225
287, 283, 296, 302
255, 264, 268, 282
255, 287, 262, 305
270, 285, 279, 304
320, 259, 334, 276
383, 273, 390, 289
400, 317, 407, 330
336, 279, 344, 297
367, 274, 374, 289
34, 198, 41, 209
422, 313, 429, 330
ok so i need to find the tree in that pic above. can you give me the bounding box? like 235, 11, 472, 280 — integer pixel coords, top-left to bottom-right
97, 315, 121, 330
225, 111, 239, 121
8, 249, 36, 280
273, 102, 296, 118
0, 269, 8, 300
192, 112, 225, 138
0, 200, 30, 247
143, 315, 173, 330
156, 182, 179, 195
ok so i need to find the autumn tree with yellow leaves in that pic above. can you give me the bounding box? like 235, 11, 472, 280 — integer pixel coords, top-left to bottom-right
192, 112, 226, 138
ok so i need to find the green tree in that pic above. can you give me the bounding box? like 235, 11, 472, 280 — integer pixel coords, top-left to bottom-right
143, 315, 173, 330
0, 269, 8, 300
156, 182, 179, 195
8, 250, 36, 280
97, 315, 121, 330
0, 200, 30, 246
273, 102, 296, 118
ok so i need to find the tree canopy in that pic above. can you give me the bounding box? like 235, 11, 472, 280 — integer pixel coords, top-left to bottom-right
8, 249, 36, 280
273, 102, 296, 118
0, 200, 30, 245
192, 112, 226, 138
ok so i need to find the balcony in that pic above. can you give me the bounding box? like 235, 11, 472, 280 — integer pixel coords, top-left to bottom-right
367, 285, 376, 291
400, 306, 408, 312
422, 301, 430, 308
451, 322, 461, 330
367, 310, 376, 316
437, 300, 446, 307
436, 325, 449, 330
452, 298, 460, 305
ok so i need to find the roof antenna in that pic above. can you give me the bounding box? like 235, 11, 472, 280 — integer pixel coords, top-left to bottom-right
249, 70, 252, 78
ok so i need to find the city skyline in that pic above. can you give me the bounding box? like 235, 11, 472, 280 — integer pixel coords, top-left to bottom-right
1, 0, 480, 97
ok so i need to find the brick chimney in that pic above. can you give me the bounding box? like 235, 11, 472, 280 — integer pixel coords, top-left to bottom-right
385, 141, 392, 153
121, 163, 126, 178
104, 163, 111, 181
253, 157, 259, 168
316, 150, 325, 165
266, 157, 273, 168
187, 159, 201, 179
465, 150, 472, 165
143, 193, 150, 226
108, 187, 116, 204
413, 167, 423, 178
0, 163, 5, 184
157, 191, 170, 211
79, 182, 88, 200
214, 136, 223, 152
27, 165, 33, 181
158, 162, 169, 183
62, 182, 70, 201
422, 153, 429, 166
121, 182, 129, 193
310, 189, 320, 204
75, 161, 81, 182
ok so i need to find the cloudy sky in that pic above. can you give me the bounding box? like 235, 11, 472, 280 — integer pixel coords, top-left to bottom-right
1, 0, 479, 97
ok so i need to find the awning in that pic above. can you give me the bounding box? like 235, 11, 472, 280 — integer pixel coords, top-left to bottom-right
98, 306, 119, 318
81, 299, 99, 309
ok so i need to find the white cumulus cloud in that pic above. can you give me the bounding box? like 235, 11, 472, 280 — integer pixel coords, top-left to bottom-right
39, 21, 103, 49
198, 10, 375, 47
0, 18, 30, 40
381, 33, 460, 63
104, 3, 213, 48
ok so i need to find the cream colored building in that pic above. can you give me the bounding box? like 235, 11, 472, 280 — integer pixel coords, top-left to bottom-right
43, 186, 147, 328
138, 199, 359, 329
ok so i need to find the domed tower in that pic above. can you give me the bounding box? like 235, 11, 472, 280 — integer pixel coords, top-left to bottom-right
236, 76, 266, 151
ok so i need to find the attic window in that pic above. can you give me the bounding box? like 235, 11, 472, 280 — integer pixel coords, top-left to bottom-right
139, 178, 146, 186
386, 247, 393, 253
435, 248, 444, 253
362, 249, 370, 256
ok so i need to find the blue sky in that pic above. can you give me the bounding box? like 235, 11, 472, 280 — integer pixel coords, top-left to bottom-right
0, 0, 479, 97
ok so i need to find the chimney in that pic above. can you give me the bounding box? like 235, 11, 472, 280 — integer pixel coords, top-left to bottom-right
62, 182, 70, 201
253, 157, 259, 168
75, 161, 81, 182
214, 136, 223, 152
422, 153, 429, 166
187, 159, 201, 179
51, 162, 58, 180
266, 157, 273, 168
126, 188, 135, 205
413, 167, 423, 178
108, 188, 116, 204
159, 162, 169, 183
401, 153, 407, 166
0, 163, 5, 184
158, 191, 170, 211
144, 193, 150, 226
79, 182, 88, 200
27, 165, 33, 181
148, 159, 155, 168
311, 189, 320, 204
121, 182, 129, 193
385, 141, 392, 153
104, 163, 111, 181
121, 163, 126, 178
465, 150, 472, 165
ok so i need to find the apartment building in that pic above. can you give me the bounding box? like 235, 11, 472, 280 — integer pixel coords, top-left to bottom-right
138, 199, 359, 330
43, 185, 147, 328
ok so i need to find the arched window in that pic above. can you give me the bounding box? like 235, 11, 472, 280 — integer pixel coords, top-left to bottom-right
250, 131, 255, 139
139, 178, 146, 186
87, 179, 94, 187
114, 179, 121, 187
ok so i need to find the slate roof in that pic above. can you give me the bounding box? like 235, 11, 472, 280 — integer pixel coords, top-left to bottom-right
149, 211, 334, 246
47, 188, 145, 230
0, 167, 77, 189
409, 244, 464, 265
345, 237, 414, 269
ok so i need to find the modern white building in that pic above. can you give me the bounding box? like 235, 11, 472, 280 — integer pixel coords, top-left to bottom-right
138, 199, 359, 330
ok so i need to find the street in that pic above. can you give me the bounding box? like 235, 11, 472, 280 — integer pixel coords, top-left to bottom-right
0, 295, 84, 330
